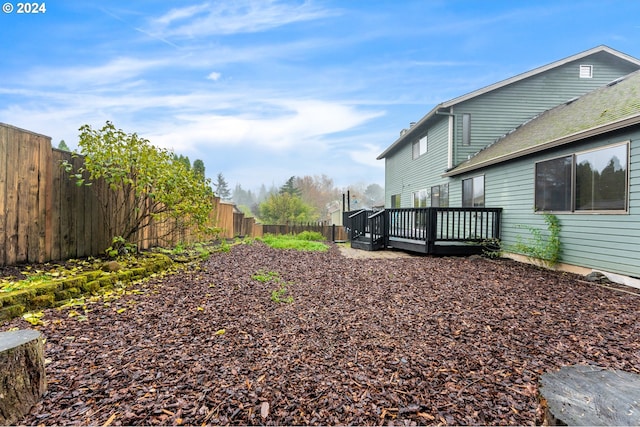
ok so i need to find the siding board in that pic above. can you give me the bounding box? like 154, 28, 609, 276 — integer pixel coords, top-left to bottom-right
463, 131, 640, 278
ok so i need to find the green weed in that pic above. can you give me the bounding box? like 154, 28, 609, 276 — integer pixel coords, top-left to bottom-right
259, 233, 328, 251
251, 269, 294, 304
513, 213, 561, 267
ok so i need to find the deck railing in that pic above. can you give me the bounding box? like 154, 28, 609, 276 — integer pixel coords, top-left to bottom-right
344, 207, 502, 252
369, 209, 387, 250
344, 209, 373, 240
428, 207, 502, 242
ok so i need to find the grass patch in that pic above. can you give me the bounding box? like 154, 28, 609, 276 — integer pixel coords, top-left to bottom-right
259, 232, 328, 251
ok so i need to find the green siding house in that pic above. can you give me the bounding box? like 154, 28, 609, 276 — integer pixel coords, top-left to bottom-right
377, 46, 640, 280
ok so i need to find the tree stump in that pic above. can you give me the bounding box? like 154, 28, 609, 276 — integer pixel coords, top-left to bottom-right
539, 364, 640, 426
0, 329, 47, 425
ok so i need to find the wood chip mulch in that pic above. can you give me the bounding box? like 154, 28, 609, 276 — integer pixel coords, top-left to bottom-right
4, 242, 640, 426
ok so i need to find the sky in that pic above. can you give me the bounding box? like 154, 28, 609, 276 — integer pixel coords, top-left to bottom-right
2, 1, 640, 193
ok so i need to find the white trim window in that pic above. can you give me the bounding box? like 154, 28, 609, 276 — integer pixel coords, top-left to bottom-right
412, 134, 428, 159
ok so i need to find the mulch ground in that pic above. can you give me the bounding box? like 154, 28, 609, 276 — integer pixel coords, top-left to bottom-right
4, 242, 640, 426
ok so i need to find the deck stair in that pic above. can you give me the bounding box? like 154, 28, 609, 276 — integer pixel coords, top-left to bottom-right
344, 207, 502, 256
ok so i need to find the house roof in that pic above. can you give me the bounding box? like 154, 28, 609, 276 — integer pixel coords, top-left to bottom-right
377, 45, 640, 160
443, 69, 640, 177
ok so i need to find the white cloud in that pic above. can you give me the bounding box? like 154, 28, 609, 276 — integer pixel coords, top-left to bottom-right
347, 143, 385, 169
23, 57, 169, 89
207, 71, 222, 81
147, 0, 336, 38
146, 98, 384, 152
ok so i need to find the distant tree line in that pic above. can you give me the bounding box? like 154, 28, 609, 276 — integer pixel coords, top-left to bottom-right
225, 174, 384, 225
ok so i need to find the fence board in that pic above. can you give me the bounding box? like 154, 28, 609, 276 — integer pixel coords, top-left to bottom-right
12, 130, 27, 264
41, 140, 52, 262
26, 134, 41, 262
0, 126, 7, 265
61, 151, 75, 260
49, 150, 64, 261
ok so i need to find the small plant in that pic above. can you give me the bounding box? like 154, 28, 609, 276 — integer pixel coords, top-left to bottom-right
270, 284, 294, 304
171, 242, 186, 254
251, 269, 293, 304
105, 236, 137, 258
481, 238, 503, 259
240, 236, 255, 245
252, 269, 280, 282
215, 239, 231, 253
513, 213, 561, 267
195, 245, 211, 260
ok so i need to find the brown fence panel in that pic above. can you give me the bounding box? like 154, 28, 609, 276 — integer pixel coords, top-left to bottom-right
233, 211, 244, 237
0, 124, 52, 265
217, 202, 235, 239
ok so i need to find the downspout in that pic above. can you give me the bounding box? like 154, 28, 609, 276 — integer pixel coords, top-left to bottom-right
435, 108, 455, 169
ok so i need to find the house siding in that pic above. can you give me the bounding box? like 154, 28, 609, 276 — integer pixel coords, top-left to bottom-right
385, 117, 449, 207
448, 127, 640, 278
452, 52, 639, 166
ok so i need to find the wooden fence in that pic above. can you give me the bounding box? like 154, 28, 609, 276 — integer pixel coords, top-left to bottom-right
0, 123, 346, 267
262, 222, 347, 242
0, 124, 242, 266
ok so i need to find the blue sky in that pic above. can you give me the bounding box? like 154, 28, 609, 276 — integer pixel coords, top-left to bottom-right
2, 1, 640, 192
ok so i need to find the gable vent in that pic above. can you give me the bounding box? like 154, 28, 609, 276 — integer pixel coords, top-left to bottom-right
579, 64, 593, 78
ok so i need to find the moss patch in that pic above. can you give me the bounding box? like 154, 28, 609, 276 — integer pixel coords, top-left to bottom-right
0, 253, 174, 322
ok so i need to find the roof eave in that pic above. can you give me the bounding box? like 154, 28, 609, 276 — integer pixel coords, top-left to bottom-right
378, 45, 640, 161
443, 113, 640, 177
440, 46, 640, 108
376, 103, 444, 159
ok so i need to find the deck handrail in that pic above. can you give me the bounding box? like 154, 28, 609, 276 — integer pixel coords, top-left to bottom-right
343, 206, 502, 252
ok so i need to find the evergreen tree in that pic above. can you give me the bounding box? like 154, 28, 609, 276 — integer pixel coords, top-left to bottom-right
214, 173, 232, 200
193, 159, 205, 179
177, 154, 191, 170
233, 183, 256, 206
57, 140, 70, 151
279, 176, 301, 196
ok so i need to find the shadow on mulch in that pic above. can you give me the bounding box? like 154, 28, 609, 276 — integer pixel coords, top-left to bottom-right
4, 242, 640, 426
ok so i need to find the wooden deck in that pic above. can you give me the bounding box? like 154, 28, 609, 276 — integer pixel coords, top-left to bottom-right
344, 207, 502, 256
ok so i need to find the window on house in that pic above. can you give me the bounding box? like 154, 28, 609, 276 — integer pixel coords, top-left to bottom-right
391, 194, 401, 208
431, 184, 449, 207
579, 64, 593, 78
412, 134, 428, 159
462, 176, 485, 207
413, 189, 428, 207
576, 144, 627, 211
535, 155, 572, 211
535, 142, 628, 212
462, 114, 471, 146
